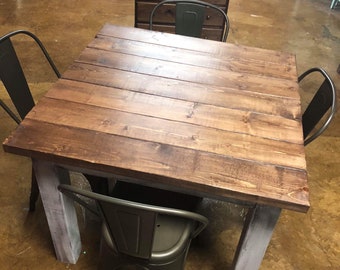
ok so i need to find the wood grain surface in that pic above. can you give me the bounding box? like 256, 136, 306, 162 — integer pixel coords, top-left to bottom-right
3, 24, 309, 212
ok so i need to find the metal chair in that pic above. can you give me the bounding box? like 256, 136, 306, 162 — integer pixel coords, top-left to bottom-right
298, 67, 337, 146
0, 30, 107, 211
330, 0, 339, 9
58, 183, 208, 270
149, 0, 229, 42
0, 30, 60, 211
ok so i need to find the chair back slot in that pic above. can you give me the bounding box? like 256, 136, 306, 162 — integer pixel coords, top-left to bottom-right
101, 201, 157, 259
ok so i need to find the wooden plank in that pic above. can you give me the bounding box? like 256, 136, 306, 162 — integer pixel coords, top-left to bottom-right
75, 48, 300, 99
46, 79, 303, 138
62, 63, 301, 118
27, 97, 306, 169
88, 36, 297, 80
97, 24, 297, 67
3, 120, 309, 212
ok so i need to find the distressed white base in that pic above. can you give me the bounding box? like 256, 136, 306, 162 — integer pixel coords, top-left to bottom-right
233, 205, 281, 270
33, 160, 81, 264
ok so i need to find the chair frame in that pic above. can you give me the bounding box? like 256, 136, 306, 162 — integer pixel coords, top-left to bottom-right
0, 99, 20, 124
58, 184, 208, 269
149, 0, 229, 42
298, 67, 337, 146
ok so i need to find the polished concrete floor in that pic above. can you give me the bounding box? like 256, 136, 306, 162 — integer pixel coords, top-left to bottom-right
0, 0, 339, 269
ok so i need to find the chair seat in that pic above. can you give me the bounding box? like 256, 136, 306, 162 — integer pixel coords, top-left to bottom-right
103, 214, 194, 265
151, 215, 194, 262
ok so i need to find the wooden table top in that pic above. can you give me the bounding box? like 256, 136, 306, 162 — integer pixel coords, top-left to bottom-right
3, 24, 309, 212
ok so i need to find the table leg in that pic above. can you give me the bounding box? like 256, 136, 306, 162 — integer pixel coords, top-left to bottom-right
232, 204, 281, 270
33, 160, 81, 264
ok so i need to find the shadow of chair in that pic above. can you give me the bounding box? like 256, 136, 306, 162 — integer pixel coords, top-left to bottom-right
58, 183, 208, 270
149, 0, 229, 42
0, 30, 60, 211
298, 67, 337, 146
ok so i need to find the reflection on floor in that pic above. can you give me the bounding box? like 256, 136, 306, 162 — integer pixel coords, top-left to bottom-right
0, 0, 339, 269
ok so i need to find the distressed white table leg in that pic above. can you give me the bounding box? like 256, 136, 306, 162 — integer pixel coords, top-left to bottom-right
33, 159, 81, 264
232, 205, 281, 270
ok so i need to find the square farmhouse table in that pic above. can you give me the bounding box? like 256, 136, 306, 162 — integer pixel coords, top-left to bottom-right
3, 24, 309, 269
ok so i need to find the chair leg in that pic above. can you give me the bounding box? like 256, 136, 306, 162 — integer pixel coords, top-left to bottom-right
29, 167, 40, 211
331, 0, 339, 9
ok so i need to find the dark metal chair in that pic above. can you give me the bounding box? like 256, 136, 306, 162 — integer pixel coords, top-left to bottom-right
0, 30, 107, 211
0, 30, 60, 211
298, 67, 337, 146
58, 183, 208, 270
149, 0, 229, 42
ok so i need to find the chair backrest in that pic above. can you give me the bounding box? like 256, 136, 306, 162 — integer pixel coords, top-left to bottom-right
149, 0, 229, 42
298, 67, 337, 146
0, 30, 60, 123
58, 184, 208, 260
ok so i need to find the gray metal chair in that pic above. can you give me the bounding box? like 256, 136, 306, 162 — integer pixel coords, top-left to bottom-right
0, 30, 60, 211
58, 183, 208, 270
149, 0, 229, 42
330, 0, 339, 9
298, 67, 337, 146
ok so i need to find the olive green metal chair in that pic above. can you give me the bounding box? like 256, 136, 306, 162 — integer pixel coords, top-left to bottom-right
58, 183, 208, 270
149, 0, 229, 41
298, 67, 337, 146
0, 30, 60, 211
